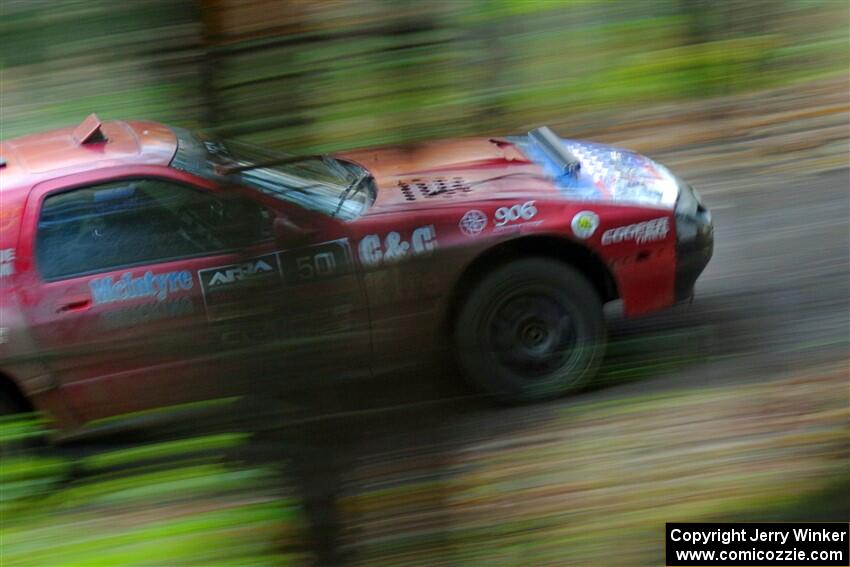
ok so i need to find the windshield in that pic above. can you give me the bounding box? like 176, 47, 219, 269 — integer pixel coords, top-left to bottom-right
169, 127, 373, 221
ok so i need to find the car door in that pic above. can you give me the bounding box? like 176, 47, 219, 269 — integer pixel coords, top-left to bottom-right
16, 170, 290, 423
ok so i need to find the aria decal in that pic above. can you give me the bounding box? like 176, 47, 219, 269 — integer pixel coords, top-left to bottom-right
198, 253, 282, 321
459, 210, 488, 236
571, 211, 599, 239
359, 225, 437, 267
207, 259, 276, 287
602, 217, 669, 245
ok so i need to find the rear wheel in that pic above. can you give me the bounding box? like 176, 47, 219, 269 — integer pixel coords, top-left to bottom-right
454, 258, 606, 403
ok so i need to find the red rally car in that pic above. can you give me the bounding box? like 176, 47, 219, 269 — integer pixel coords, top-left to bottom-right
0, 115, 713, 432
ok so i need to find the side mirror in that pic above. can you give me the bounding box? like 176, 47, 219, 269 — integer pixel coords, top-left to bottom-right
273, 214, 317, 247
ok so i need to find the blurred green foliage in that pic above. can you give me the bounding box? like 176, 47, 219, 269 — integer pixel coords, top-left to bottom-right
1, 0, 847, 150
0, 415, 300, 566
2, 363, 846, 565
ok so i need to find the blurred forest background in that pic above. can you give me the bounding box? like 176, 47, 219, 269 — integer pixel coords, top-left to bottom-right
1, 0, 847, 151
1, 1, 848, 565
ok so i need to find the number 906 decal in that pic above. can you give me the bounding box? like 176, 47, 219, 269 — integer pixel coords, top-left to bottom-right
495, 200, 538, 228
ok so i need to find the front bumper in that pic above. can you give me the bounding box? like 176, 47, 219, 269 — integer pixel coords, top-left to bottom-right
674, 192, 714, 301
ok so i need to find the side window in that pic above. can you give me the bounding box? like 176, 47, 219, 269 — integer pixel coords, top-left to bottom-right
36, 178, 273, 280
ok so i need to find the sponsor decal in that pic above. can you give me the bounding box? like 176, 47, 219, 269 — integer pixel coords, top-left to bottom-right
206, 257, 277, 287
279, 239, 353, 285
495, 200, 537, 227
100, 297, 196, 329
0, 248, 15, 277
90, 270, 193, 305
601, 216, 669, 245
571, 211, 599, 239
561, 141, 678, 208
198, 253, 282, 320
359, 226, 437, 268
198, 240, 356, 319
412, 225, 438, 253
459, 210, 487, 236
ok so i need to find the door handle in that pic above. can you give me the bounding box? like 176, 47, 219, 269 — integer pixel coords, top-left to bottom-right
57, 297, 92, 313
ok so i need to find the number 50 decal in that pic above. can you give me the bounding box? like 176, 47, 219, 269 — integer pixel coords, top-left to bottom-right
296, 251, 337, 280
280, 239, 353, 285
495, 200, 537, 227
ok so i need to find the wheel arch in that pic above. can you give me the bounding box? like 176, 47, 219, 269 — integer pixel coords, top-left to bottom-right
443, 234, 617, 334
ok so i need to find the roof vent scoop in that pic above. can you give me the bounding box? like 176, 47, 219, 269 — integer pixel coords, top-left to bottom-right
528, 126, 580, 178
73, 113, 108, 145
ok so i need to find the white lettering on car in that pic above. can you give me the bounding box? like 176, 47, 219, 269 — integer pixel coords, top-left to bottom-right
208, 259, 274, 286
90, 270, 193, 305
382, 232, 410, 263
358, 225, 438, 268
495, 200, 537, 227
459, 210, 487, 236
411, 225, 437, 253
358, 235, 383, 268
601, 217, 669, 245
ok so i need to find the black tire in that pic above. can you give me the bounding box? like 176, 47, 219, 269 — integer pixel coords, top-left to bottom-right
0, 394, 30, 456
0, 394, 25, 422
454, 257, 606, 403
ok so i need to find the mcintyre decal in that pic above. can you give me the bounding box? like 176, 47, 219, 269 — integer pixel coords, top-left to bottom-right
359, 226, 437, 268
601, 217, 669, 245
90, 270, 193, 305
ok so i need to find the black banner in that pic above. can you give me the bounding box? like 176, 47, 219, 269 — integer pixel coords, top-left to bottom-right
198, 253, 282, 320
666, 523, 849, 566
278, 239, 353, 285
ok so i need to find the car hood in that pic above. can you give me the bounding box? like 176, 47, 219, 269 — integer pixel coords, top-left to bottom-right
338, 136, 680, 212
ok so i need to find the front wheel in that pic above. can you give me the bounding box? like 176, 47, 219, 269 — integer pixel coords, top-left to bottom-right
454, 258, 606, 403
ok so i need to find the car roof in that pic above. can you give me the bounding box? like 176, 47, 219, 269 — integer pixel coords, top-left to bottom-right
0, 118, 178, 195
